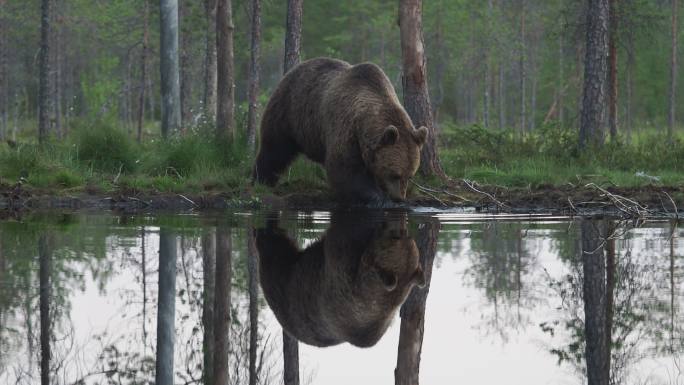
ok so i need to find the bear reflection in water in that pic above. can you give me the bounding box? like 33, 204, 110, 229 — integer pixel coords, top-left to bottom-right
256, 212, 426, 348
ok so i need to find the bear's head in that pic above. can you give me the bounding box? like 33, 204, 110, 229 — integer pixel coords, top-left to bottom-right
367, 124, 428, 201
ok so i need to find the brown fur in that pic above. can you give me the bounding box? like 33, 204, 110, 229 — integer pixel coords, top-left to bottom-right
253, 57, 427, 203
255, 211, 425, 347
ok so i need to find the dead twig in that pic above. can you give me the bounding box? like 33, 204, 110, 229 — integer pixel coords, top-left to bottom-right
410, 180, 472, 203
113, 164, 123, 185
178, 194, 198, 208
440, 188, 473, 202
585, 183, 652, 218
661, 190, 679, 220
462, 179, 509, 209
127, 196, 150, 207
410, 180, 446, 206
166, 166, 183, 179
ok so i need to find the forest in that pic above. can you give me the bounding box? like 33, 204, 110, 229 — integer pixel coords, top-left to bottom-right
0, 0, 683, 208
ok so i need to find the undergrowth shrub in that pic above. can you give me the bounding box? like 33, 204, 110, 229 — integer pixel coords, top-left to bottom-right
147, 125, 254, 178
73, 121, 138, 173
0, 143, 44, 179
440, 122, 684, 176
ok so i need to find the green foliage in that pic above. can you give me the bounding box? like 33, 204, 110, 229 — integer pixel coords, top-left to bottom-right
0, 143, 44, 179
440, 122, 684, 188
73, 121, 138, 173
144, 126, 252, 178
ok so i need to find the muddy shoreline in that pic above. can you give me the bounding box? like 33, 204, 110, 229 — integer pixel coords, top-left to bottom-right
1, 183, 682, 217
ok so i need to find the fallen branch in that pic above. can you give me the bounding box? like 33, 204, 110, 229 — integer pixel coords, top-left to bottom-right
661, 190, 679, 220
585, 183, 652, 217
462, 179, 509, 209
410, 181, 446, 206
410, 180, 472, 203
127, 196, 150, 207
178, 194, 198, 208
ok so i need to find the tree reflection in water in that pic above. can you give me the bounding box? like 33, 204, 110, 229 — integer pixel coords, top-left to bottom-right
39, 233, 51, 385
394, 218, 440, 385
539, 219, 684, 385
463, 221, 542, 342
1, 214, 684, 384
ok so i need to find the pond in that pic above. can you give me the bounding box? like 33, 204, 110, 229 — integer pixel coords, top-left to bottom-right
0, 210, 682, 385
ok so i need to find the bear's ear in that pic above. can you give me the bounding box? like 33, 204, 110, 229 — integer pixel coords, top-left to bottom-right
412, 126, 428, 145
378, 125, 399, 147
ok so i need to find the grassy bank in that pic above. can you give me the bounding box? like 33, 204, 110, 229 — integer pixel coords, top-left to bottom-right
1, 121, 683, 200
439, 124, 684, 188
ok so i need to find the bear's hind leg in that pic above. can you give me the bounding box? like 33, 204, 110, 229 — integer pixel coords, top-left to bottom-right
253, 134, 299, 186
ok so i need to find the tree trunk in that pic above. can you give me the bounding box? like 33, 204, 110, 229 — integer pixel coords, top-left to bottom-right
202, 230, 216, 385
519, 0, 526, 135
51, 0, 65, 139
38, 0, 52, 144
54, 16, 62, 139
499, 64, 505, 129
395, 220, 439, 385
283, 331, 300, 385
608, 0, 618, 140
558, 30, 564, 127
281, 5, 303, 381
432, 8, 445, 125
12, 91, 18, 141
530, 71, 537, 131
148, 71, 155, 121
160, 0, 182, 139
284, 0, 303, 73
669, 0, 678, 141
156, 229, 177, 385
248, 232, 259, 385
138, 0, 150, 143
579, 0, 609, 150
124, 54, 133, 132
483, 0, 493, 129
247, 0, 261, 152
216, 0, 234, 141
180, 0, 192, 131
204, 0, 218, 122
626, 32, 635, 137
39, 235, 51, 385
0, 8, 7, 141
399, 0, 443, 177
214, 227, 232, 385
484, 69, 490, 129
581, 220, 610, 385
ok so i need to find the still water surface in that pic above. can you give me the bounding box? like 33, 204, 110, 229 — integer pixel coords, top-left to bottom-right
0, 210, 682, 384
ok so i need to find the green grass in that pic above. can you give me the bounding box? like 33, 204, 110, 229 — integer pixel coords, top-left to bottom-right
438, 124, 684, 189
0, 119, 329, 196
1, 120, 683, 198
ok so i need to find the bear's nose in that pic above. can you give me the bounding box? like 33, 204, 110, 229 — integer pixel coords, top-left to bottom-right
389, 192, 405, 202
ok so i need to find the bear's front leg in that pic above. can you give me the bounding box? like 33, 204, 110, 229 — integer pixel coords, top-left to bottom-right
325, 159, 387, 206
252, 127, 300, 186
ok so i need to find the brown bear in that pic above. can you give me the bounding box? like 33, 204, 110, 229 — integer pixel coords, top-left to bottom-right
252, 57, 428, 204
255, 211, 425, 347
